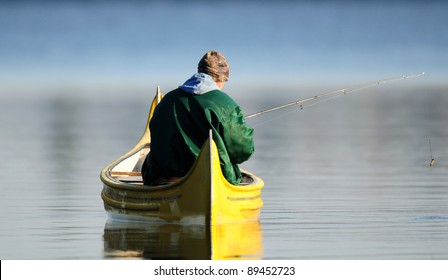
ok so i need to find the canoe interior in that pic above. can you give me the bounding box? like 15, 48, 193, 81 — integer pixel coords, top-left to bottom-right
107, 144, 255, 187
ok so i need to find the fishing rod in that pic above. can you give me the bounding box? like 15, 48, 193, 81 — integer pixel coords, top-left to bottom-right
245, 72, 425, 119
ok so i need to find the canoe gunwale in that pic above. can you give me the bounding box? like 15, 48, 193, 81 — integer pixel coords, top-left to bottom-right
100, 141, 262, 192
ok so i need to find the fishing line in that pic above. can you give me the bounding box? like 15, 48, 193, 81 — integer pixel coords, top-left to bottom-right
245, 72, 425, 120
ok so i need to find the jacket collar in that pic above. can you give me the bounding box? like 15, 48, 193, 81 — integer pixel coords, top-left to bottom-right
179, 73, 219, 95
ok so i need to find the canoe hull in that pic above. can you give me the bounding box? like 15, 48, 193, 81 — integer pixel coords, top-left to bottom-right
101, 138, 263, 225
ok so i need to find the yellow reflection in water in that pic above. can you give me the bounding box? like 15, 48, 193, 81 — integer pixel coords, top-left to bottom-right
103, 221, 263, 260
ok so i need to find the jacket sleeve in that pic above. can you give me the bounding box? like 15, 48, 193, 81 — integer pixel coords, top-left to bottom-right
222, 106, 254, 164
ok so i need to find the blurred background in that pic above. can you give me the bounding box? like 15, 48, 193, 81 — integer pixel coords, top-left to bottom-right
1, 0, 446, 96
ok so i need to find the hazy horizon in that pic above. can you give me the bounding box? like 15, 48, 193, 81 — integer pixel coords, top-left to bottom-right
1, 0, 446, 95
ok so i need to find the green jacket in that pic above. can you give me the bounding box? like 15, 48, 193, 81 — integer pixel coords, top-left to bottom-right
142, 88, 254, 185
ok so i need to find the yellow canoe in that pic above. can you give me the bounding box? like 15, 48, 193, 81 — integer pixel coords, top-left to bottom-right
100, 87, 264, 225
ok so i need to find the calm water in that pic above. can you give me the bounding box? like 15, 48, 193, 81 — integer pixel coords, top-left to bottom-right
0, 85, 447, 260
1, 0, 447, 260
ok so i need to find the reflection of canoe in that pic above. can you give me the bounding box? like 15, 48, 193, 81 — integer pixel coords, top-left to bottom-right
100, 87, 264, 225
103, 220, 263, 260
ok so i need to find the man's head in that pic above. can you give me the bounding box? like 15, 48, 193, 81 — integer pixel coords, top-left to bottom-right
198, 50, 230, 84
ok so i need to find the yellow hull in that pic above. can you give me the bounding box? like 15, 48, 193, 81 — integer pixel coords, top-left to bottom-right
100, 87, 264, 225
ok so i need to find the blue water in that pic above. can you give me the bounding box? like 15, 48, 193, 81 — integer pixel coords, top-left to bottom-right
0, 0, 447, 91
1, 0, 447, 260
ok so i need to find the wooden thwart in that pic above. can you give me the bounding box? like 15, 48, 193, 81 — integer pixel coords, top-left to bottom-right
110, 171, 142, 177
110, 171, 143, 184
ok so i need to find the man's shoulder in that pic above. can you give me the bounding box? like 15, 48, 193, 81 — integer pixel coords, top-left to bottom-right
164, 88, 186, 97
161, 88, 238, 109
204, 90, 238, 106
157, 88, 187, 104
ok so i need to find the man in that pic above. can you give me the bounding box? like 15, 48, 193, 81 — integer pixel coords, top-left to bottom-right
142, 50, 254, 185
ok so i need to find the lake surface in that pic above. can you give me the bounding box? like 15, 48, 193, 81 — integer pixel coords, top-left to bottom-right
0, 84, 447, 260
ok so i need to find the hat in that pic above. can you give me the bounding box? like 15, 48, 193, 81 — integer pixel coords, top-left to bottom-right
197, 50, 230, 82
